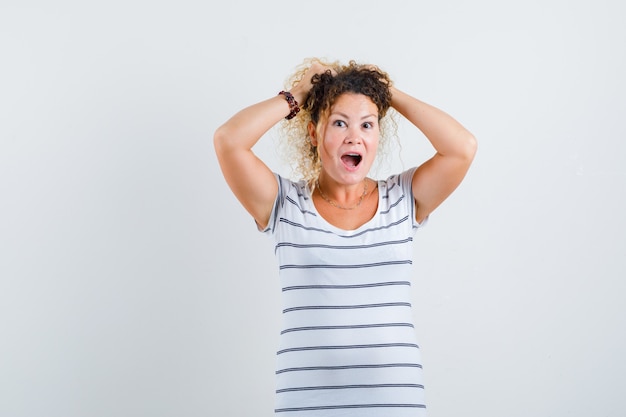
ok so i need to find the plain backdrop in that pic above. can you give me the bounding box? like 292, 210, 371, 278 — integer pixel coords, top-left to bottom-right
1, 1, 625, 416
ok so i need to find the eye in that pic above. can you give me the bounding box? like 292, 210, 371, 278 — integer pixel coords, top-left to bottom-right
333, 119, 347, 127
362, 121, 374, 129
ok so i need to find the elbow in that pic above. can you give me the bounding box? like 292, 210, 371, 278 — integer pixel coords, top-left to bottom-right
462, 132, 478, 162
213, 123, 232, 155
213, 124, 226, 151
468, 133, 478, 158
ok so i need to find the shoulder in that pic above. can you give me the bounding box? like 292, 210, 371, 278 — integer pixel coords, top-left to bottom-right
275, 174, 310, 204
380, 168, 418, 197
262, 174, 314, 234
378, 168, 422, 228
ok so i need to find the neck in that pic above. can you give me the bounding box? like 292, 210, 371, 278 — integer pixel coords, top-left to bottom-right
315, 178, 369, 210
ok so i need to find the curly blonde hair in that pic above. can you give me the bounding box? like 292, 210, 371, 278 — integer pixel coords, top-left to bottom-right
276, 58, 399, 184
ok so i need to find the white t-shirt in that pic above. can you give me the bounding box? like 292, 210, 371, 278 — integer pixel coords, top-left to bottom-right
262, 168, 428, 416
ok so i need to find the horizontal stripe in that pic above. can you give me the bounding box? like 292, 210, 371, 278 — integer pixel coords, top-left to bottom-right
275, 403, 426, 413
278, 219, 340, 235
275, 237, 413, 251
277, 343, 419, 355
276, 363, 423, 374
277, 383, 424, 393
279, 260, 412, 270
283, 302, 411, 314
387, 180, 399, 194
380, 194, 405, 215
281, 323, 414, 334
285, 195, 316, 216
279, 216, 410, 239
282, 281, 410, 292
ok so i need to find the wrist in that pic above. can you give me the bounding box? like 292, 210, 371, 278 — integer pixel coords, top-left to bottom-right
278, 90, 300, 120
288, 86, 307, 106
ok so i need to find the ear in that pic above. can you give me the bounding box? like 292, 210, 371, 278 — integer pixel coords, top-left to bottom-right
308, 121, 318, 146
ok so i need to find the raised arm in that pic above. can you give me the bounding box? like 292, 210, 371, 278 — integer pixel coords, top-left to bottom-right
214, 96, 290, 229
390, 87, 477, 223
213, 63, 325, 229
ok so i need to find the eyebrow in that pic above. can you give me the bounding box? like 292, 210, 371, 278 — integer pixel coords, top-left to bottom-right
331, 111, 378, 120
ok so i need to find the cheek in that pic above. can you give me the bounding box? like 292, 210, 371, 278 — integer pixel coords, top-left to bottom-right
368, 136, 380, 151
320, 134, 340, 155
317, 138, 333, 163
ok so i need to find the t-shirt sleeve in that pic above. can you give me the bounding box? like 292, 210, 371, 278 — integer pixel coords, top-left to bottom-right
397, 167, 428, 229
258, 173, 286, 235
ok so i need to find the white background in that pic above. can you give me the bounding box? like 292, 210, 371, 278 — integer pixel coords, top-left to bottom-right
1, 1, 625, 416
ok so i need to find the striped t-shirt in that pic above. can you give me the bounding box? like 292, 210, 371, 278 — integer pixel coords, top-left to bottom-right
262, 168, 428, 416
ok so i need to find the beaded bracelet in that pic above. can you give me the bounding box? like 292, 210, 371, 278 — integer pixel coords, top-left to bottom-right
278, 90, 300, 120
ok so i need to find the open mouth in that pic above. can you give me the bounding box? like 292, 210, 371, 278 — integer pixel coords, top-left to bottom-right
341, 153, 362, 168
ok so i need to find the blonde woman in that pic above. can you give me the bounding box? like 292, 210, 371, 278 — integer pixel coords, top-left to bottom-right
214, 58, 477, 416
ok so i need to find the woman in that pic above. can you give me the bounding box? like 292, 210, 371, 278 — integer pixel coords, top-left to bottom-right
214, 58, 476, 416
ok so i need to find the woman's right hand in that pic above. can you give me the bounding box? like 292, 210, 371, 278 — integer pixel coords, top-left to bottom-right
290, 61, 335, 104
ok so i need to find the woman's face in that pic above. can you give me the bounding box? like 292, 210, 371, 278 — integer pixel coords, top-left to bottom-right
310, 93, 380, 186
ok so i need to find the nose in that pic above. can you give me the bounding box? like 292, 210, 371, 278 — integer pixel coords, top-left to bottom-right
344, 126, 363, 144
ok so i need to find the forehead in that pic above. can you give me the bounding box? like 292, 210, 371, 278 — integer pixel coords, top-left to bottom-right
330, 93, 378, 116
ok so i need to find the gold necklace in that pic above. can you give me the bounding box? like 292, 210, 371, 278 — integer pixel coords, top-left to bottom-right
315, 179, 368, 210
